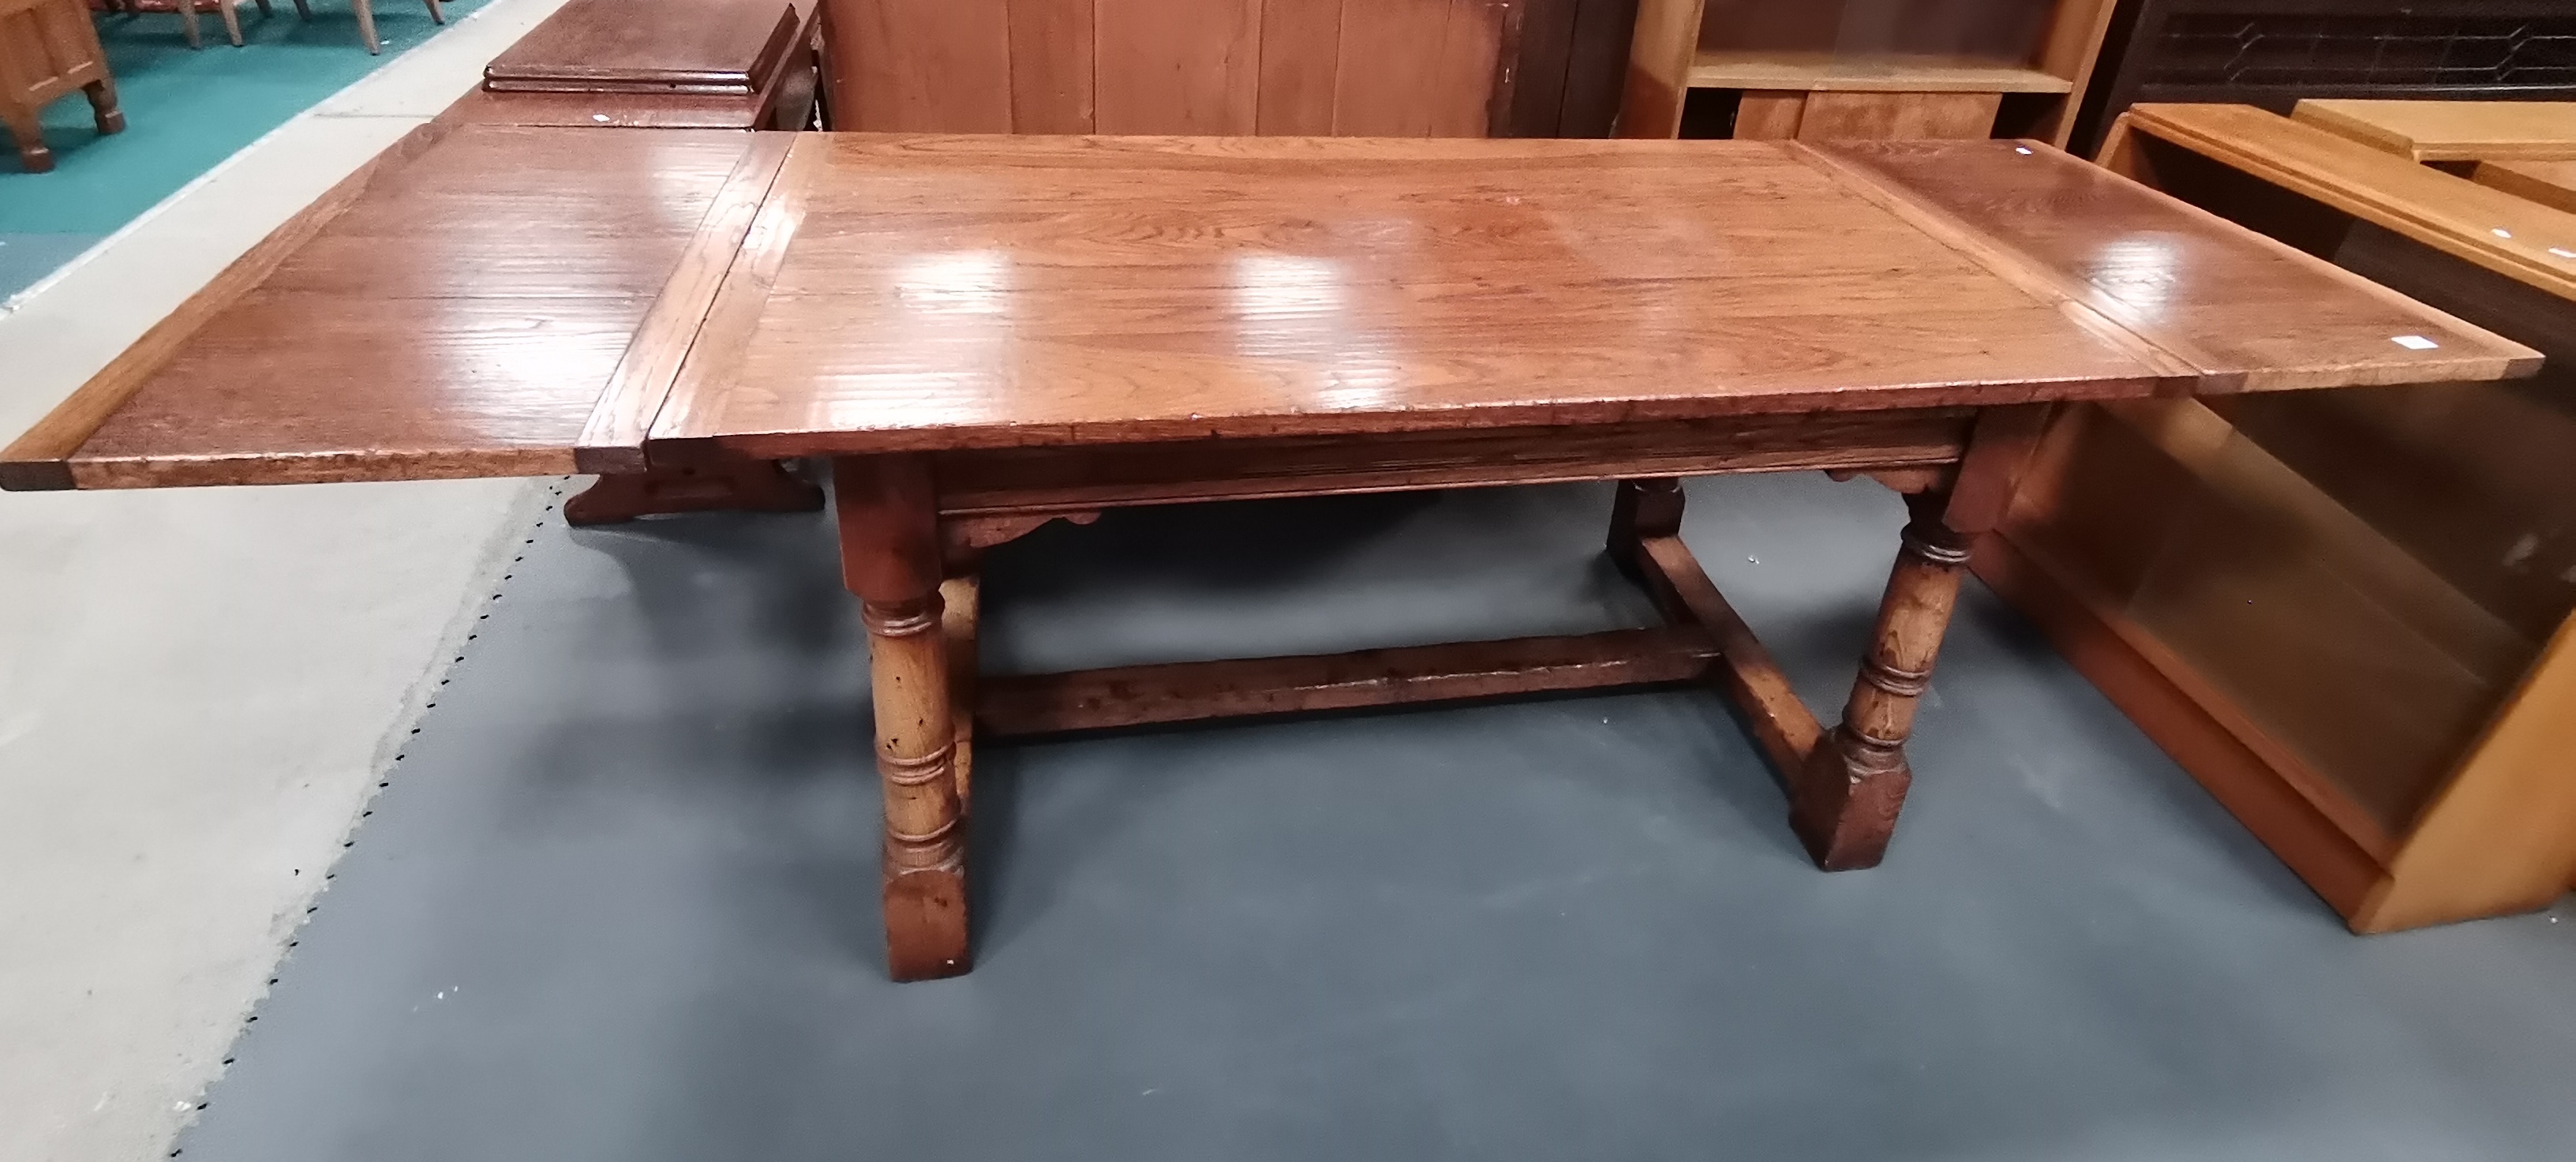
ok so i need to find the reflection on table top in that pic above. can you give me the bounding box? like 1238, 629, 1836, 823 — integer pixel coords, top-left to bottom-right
0, 125, 787, 490
1, 128, 2543, 490
647, 133, 2532, 460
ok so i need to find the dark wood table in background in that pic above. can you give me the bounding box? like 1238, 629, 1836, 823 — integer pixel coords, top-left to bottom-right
444, 0, 822, 131
0, 129, 2536, 980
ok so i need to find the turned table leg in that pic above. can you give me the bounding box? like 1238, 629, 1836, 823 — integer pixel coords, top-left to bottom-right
835, 455, 971, 980
1793, 489, 1971, 870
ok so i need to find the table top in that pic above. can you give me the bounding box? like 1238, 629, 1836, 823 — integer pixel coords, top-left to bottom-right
0, 125, 788, 490
2125, 104, 2576, 304
645, 133, 2532, 461
481, 0, 803, 95
2293, 99, 2576, 163
0, 129, 2540, 490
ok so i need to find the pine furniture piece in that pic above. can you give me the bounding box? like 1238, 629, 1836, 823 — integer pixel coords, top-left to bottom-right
1618, 0, 2121, 143
2293, 99, 2576, 216
2473, 159, 2576, 215
2293, 99, 2576, 163
1975, 102, 2576, 932
1, 0, 121, 171
0, 126, 2534, 979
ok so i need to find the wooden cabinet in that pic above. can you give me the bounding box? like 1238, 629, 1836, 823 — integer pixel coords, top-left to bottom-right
1619, 0, 2118, 143
1979, 103, 2576, 931
0, 0, 122, 173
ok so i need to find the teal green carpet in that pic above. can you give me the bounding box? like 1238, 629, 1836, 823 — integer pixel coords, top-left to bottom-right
0, 0, 489, 300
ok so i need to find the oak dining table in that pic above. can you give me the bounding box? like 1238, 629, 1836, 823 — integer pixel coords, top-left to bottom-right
0, 126, 2538, 980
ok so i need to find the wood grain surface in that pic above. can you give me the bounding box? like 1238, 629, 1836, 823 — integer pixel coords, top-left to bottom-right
825, 0, 1012, 133
2, 126, 769, 489
0, 122, 457, 491
1095, 0, 1262, 134
2475, 159, 2576, 216
978, 627, 1722, 737
2293, 99, 2576, 163
1686, 51, 2069, 93
826, 0, 1514, 137
1794, 91, 1998, 140
650, 132, 2533, 461
1802, 137, 2540, 390
928, 410, 1976, 515
575, 133, 797, 473
652, 133, 2199, 460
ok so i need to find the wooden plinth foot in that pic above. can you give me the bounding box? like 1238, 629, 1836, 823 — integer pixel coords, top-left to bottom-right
1792, 727, 1911, 869
882, 864, 971, 980
564, 458, 822, 526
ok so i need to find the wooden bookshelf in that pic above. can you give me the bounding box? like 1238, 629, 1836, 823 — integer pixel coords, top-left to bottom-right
1621, 0, 2118, 144
1687, 51, 2072, 94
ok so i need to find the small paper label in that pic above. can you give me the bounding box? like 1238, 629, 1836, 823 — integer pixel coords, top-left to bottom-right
2391, 335, 2439, 350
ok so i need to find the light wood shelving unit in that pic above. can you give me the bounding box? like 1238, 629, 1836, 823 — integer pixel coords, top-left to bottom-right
1620, 0, 2117, 144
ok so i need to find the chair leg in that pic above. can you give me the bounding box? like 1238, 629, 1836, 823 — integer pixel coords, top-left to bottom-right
178, 0, 201, 47
290, 0, 309, 17
2, 106, 52, 174
84, 79, 125, 135
253, 0, 271, 16
423, 0, 442, 23
353, 0, 376, 52
218, 0, 243, 45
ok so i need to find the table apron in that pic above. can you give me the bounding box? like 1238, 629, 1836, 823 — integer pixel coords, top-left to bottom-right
927, 408, 1978, 517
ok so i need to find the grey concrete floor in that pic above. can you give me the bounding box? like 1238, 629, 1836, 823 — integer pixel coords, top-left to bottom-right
174, 471, 2576, 1162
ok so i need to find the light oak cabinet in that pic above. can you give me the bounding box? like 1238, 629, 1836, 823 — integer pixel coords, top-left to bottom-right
1982, 103, 2576, 931
1618, 0, 2117, 143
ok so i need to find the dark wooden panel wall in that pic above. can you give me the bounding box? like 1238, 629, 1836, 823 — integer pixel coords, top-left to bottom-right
1500, 0, 1638, 137
824, 0, 1636, 137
